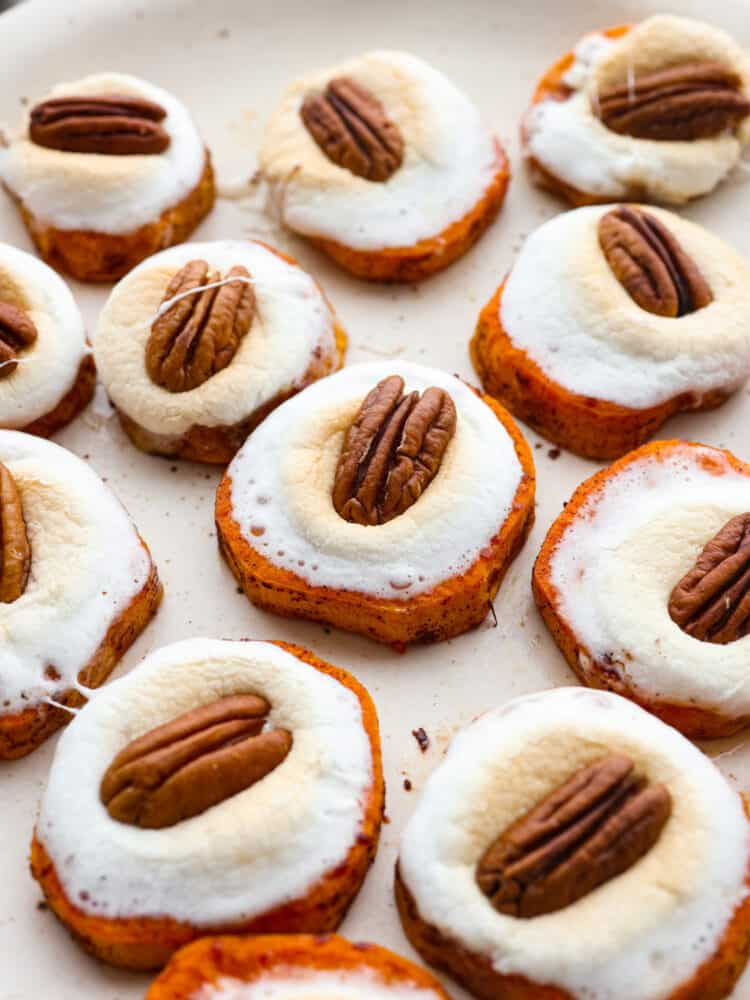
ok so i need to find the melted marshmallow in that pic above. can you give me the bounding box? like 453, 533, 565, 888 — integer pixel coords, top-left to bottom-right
0, 432, 152, 714
38, 639, 374, 924
524, 16, 750, 204
94, 240, 339, 436
0, 243, 88, 426
226, 361, 524, 599
260, 50, 499, 250
0, 73, 206, 234
549, 442, 750, 716
500, 204, 750, 409
399, 687, 750, 1000
196, 971, 438, 1000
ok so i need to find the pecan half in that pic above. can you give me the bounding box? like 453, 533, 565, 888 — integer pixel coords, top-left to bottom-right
29, 95, 170, 155
599, 206, 712, 317
100, 693, 292, 828
0, 301, 38, 379
668, 512, 750, 643
596, 61, 750, 141
301, 76, 404, 182
476, 753, 671, 918
145, 259, 255, 393
0, 463, 30, 604
332, 374, 457, 526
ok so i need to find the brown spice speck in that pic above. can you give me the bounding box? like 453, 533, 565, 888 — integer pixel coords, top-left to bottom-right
403, 778, 412, 790
412, 727, 430, 752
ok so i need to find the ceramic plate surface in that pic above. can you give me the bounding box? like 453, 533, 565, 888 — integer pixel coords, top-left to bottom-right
3, 0, 750, 997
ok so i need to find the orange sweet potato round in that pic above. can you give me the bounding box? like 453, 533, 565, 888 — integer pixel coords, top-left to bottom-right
146, 933, 453, 1000
521, 26, 633, 207
216, 392, 535, 646
395, 797, 750, 1000
109, 242, 348, 465
471, 283, 732, 461
9, 153, 215, 283
311, 141, 510, 282
0, 542, 162, 760
19, 353, 97, 438
532, 439, 750, 739
30, 641, 385, 971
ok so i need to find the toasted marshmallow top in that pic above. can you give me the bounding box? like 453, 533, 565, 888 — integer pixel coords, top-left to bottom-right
549, 441, 750, 716
399, 687, 750, 1000
524, 16, 750, 204
0, 73, 206, 234
94, 240, 339, 436
0, 243, 88, 426
196, 971, 439, 1000
225, 361, 524, 599
259, 50, 499, 251
0, 431, 153, 714
38, 639, 375, 925
500, 204, 750, 409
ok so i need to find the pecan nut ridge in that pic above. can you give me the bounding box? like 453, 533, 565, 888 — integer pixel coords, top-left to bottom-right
332, 374, 457, 526
475, 753, 671, 918
0, 463, 31, 604
29, 94, 170, 155
301, 76, 405, 182
596, 61, 750, 141
0, 301, 38, 379
668, 512, 750, 644
598, 206, 713, 318
100, 693, 293, 829
145, 259, 256, 393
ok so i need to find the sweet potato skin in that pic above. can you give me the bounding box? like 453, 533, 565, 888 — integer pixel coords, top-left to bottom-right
395, 798, 750, 1000
216, 392, 535, 645
30, 641, 385, 971
532, 439, 750, 739
471, 283, 733, 461
311, 141, 510, 282
146, 933, 453, 1000
0, 543, 162, 760
7, 153, 216, 283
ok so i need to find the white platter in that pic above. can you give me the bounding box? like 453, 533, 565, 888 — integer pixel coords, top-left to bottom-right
3, 0, 750, 997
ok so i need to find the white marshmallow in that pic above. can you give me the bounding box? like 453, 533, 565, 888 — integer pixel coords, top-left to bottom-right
0, 242, 88, 427
94, 240, 339, 437
196, 971, 440, 1000
549, 442, 750, 716
37, 639, 376, 925
524, 16, 750, 204
399, 686, 750, 1000
0, 73, 206, 234
0, 431, 153, 714
500, 204, 750, 409
260, 50, 499, 251
226, 361, 524, 599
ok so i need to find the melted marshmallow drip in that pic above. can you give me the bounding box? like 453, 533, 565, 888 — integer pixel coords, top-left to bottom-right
227, 361, 524, 598
196, 971, 439, 1000
0, 431, 152, 714
549, 444, 750, 713
399, 686, 750, 1000
37, 639, 374, 925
